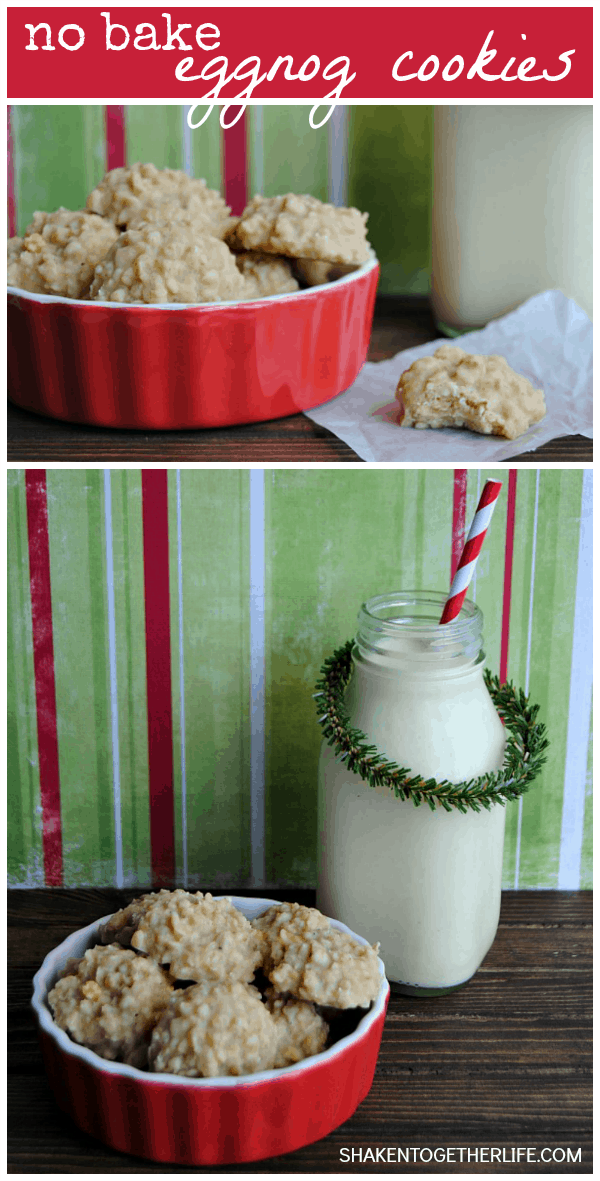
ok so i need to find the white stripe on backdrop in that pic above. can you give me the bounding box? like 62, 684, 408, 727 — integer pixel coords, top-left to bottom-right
328, 105, 349, 206
182, 107, 193, 177
557, 469, 593, 889
249, 470, 266, 888
104, 470, 123, 889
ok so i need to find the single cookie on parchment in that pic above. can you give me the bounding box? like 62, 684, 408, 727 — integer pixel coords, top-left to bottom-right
395, 344, 546, 441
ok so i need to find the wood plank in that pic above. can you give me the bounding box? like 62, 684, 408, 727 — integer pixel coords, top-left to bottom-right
7, 885, 317, 925
8, 885, 592, 927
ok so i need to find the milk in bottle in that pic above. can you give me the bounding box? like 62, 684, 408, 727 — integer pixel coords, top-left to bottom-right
431, 106, 592, 330
317, 592, 506, 995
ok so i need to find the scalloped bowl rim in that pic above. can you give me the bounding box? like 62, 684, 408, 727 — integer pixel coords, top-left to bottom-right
32, 895, 389, 1089
8, 255, 379, 312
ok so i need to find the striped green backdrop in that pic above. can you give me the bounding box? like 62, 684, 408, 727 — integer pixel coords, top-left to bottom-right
8, 105, 432, 295
8, 468, 591, 891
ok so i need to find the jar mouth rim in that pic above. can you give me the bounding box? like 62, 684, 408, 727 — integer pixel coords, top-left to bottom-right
358, 590, 482, 638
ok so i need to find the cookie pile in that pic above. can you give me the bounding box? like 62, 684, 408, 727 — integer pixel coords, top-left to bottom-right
8, 163, 371, 305
47, 891, 381, 1078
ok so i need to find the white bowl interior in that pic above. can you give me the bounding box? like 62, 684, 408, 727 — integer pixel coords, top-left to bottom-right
32, 895, 389, 1089
8, 255, 379, 312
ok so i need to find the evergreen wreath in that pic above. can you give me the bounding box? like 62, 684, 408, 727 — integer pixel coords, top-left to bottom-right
314, 640, 548, 814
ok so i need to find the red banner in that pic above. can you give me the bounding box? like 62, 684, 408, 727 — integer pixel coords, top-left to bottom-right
8, 7, 592, 101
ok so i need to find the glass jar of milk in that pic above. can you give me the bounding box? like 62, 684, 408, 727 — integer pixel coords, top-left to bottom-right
317, 591, 507, 996
431, 105, 592, 331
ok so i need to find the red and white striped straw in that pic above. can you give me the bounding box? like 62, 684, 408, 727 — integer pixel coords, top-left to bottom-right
440, 480, 503, 624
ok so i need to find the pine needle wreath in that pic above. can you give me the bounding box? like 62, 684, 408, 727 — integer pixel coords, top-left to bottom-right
314, 640, 548, 814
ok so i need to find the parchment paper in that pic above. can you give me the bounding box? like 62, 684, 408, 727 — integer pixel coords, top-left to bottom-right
304, 291, 592, 462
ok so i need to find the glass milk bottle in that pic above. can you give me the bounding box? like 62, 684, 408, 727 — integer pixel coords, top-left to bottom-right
317, 592, 507, 995
431, 105, 593, 332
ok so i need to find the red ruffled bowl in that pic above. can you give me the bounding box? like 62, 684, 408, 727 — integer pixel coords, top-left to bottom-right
32, 895, 389, 1166
8, 258, 379, 430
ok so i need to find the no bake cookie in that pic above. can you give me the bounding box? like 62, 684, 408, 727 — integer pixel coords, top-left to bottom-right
396, 344, 546, 440
88, 224, 245, 304
226, 193, 370, 265
7, 209, 119, 299
48, 944, 173, 1068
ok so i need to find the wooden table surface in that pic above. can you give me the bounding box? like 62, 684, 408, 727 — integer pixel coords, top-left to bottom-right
8, 888, 592, 1174
7, 299, 592, 464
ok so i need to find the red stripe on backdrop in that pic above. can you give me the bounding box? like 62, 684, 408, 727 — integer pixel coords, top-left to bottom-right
450, 470, 468, 581
500, 471, 518, 684
141, 471, 175, 886
105, 106, 126, 171
25, 472, 63, 887
223, 110, 248, 215
7, 107, 17, 236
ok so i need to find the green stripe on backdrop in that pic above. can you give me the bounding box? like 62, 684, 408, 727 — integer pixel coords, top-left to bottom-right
518, 470, 583, 887
109, 471, 151, 886
580, 702, 592, 889
347, 106, 433, 295
190, 109, 223, 191
177, 471, 251, 887
7, 471, 43, 885
127, 104, 223, 189
125, 105, 183, 170
11, 105, 105, 233
265, 469, 455, 886
250, 107, 328, 200
46, 471, 114, 885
